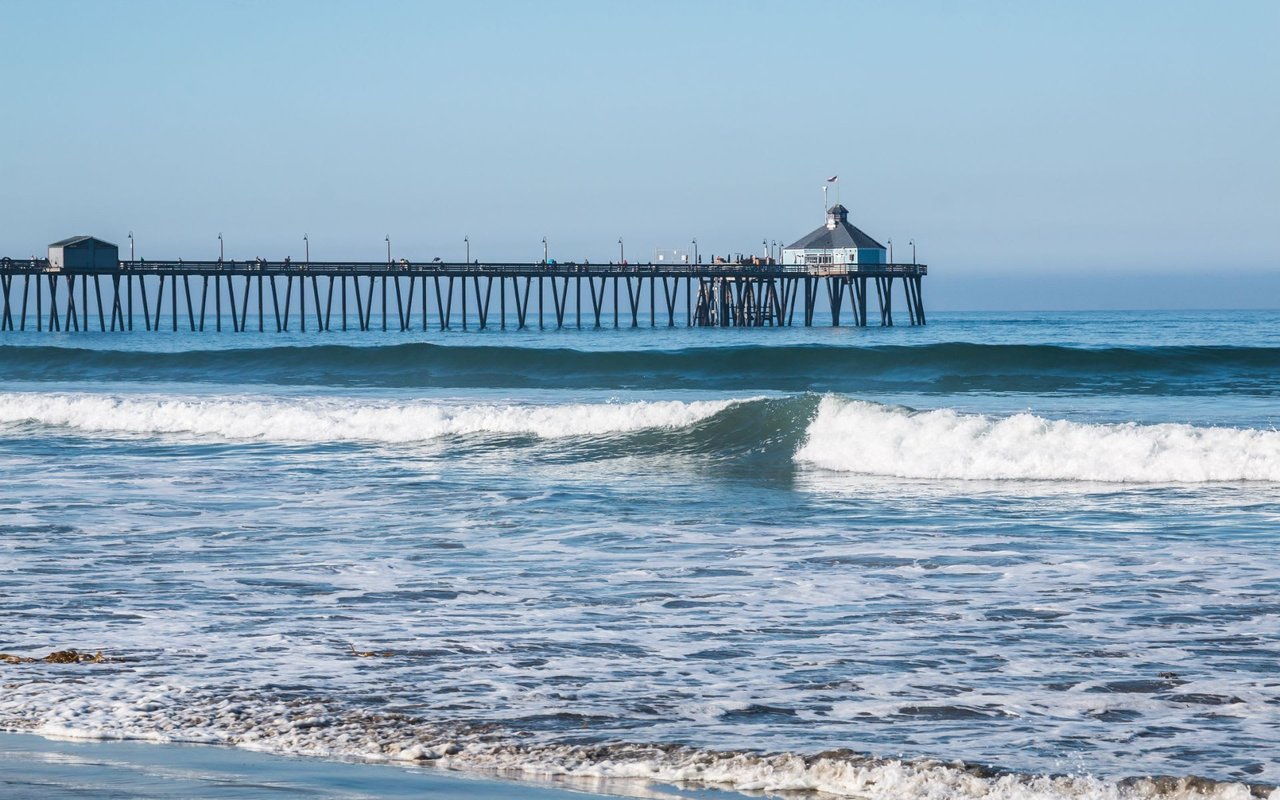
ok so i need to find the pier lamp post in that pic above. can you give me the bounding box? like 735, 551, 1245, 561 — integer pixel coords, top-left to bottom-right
887, 238, 893, 264
542, 237, 548, 264
909, 239, 916, 265
303, 234, 309, 264
464, 236, 469, 264
218, 233, 224, 263
128, 231, 134, 261
618, 237, 624, 264
385, 235, 391, 265
762, 239, 768, 259
692, 238, 698, 265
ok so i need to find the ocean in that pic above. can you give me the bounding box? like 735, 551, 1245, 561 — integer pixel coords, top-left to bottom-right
1, 309, 1278, 799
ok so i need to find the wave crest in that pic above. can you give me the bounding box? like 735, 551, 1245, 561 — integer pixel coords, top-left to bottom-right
797, 396, 1280, 483
0, 392, 738, 443
5, 390, 1280, 484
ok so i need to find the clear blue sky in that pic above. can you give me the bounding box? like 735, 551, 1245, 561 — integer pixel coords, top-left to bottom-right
2, 1, 1277, 309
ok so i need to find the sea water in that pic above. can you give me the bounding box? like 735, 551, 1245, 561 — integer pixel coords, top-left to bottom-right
1, 310, 1278, 799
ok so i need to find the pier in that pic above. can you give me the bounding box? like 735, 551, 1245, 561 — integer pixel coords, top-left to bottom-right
0, 257, 926, 333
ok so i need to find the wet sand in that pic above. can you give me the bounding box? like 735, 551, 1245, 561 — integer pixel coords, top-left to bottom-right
0, 732, 753, 800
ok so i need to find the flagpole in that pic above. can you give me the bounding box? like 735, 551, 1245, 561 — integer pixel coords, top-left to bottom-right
836, 177, 841, 207
822, 184, 827, 212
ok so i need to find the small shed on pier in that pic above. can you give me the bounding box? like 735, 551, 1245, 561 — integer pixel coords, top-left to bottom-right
782, 206, 886, 268
48, 236, 119, 272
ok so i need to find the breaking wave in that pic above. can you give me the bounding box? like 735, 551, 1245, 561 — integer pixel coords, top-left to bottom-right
3, 391, 1280, 483
0, 392, 739, 443
797, 396, 1280, 482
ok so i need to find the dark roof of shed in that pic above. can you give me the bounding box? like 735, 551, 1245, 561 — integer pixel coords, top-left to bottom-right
49, 235, 117, 248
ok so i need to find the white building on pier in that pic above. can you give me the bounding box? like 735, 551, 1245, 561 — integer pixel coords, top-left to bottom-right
782, 205, 886, 268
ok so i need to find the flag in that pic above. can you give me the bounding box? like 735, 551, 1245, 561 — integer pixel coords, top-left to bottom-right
827, 175, 838, 182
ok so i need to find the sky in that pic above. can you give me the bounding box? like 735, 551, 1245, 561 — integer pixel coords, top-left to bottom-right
2, 0, 1277, 309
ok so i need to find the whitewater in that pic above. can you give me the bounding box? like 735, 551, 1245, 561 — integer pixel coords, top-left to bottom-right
4, 390, 1280, 483
2, 310, 1279, 799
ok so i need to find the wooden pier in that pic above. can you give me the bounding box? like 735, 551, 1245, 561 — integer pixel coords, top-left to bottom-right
0, 258, 926, 333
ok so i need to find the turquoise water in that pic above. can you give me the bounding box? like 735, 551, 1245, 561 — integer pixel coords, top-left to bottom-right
1, 310, 1278, 798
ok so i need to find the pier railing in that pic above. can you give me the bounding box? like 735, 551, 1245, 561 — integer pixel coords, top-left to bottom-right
1, 257, 925, 278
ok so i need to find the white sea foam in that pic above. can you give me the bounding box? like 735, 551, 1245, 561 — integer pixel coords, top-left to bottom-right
6, 689, 1273, 800
0, 392, 736, 444
432, 745, 1277, 800
796, 396, 1280, 483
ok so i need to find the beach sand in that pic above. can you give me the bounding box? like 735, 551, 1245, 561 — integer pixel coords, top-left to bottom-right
0, 731, 754, 800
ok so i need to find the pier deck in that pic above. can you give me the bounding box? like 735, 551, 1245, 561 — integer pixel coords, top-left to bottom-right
0, 258, 926, 332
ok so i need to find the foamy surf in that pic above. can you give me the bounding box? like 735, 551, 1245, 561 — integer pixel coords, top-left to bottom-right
0, 392, 739, 443
431, 742, 1278, 800
796, 396, 1280, 483
4, 391, 1280, 483
11, 698, 1276, 800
